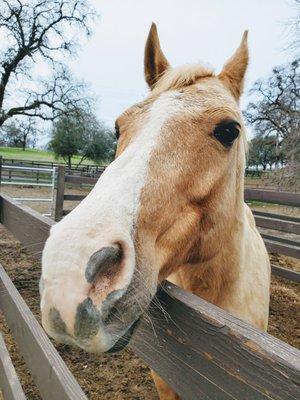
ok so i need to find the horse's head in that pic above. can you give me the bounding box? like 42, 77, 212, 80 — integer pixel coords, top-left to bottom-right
41, 24, 248, 353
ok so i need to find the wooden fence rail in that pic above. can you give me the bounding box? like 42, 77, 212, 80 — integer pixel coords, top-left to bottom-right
0, 333, 26, 400
2, 157, 105, 174
271, 265, 300, 282
0, 265, 88, 400
0, 193, 300, 399
245, 188, 300, 207
253, 211, 300, 235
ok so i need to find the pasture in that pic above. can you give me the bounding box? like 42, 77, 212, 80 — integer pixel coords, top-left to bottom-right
0, 147, 97, 166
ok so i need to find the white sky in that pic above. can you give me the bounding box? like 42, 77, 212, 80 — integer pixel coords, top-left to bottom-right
68, 0, 296, 128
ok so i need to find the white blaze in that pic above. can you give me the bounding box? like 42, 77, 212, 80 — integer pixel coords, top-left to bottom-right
41, 91, 184, 349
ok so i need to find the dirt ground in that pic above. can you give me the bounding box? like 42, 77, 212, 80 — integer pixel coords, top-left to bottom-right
0, 224, 299, 399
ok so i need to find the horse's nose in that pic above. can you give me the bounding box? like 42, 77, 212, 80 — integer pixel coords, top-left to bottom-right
72, 245, 126, 340
42, 242, 135, 348
85, 245, 122, 283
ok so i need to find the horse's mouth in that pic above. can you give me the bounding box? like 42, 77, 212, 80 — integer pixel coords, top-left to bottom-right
105, 319, 140, 353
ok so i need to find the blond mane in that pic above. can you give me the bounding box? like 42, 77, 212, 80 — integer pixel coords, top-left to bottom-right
151, 64, 214, 96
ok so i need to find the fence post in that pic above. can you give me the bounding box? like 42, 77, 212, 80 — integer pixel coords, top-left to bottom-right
54, 166, 65, 221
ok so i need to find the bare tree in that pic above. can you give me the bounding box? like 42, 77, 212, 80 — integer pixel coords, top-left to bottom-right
0, 0, 95, 127
245, 59, 300, 186
245, 59, 300, 162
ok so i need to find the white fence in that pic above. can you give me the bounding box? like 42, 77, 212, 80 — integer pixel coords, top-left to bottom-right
0, 165, 56, 217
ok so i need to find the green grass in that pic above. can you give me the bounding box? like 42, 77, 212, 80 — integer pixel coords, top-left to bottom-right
0, 147, 97, 165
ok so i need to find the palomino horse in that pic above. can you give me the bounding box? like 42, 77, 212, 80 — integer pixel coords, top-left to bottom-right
40, 24, 270, 400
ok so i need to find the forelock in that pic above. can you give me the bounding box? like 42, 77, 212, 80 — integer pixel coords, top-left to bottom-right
150, 64, 215, 96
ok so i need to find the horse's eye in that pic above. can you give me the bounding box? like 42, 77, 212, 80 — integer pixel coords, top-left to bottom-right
115, 123, 120, 140
213, 120, 240, 147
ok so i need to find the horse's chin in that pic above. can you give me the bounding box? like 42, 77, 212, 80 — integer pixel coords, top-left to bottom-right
105, 319, 140, 353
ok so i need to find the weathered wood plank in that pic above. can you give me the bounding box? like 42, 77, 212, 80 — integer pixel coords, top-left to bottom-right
0, 194, 54, 260
0, 265, 88, 400
271, 265, 300, 282
255, 215, 300, 235
54, 165, 65, 221
65, 175, 98, 185
261, 233, 300, 259
253, 210, 300, 223
64, 194, 86, 201
264, 238, 300, 259
0, 333, 26, 400
131, 282, 300, 400
245, 189, 300, 207
261, 233, 300, 246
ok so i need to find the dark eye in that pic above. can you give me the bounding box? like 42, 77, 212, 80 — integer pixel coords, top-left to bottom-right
213, 120, 240, 147
115, 122, 120, 140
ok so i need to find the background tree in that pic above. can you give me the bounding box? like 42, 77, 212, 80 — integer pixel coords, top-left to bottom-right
0, 0, 94, 127
245, 59, 299, 174
0, 117, 38, 150
49, 109, 116, 168
247, 136, 278, 171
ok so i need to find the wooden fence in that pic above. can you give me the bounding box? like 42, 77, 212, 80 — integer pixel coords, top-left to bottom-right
53, 167, 300, 261
245, 188, 300, 207
1, 157, 105, 174
0, 192, 300, 399
0, 159, 104, 187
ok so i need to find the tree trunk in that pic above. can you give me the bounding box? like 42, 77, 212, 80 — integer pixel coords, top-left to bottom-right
68, 155, 72, 169
75, 156, 86, 169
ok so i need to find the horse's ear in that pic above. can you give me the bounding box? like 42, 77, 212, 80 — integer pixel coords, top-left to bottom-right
144, 23, 170, 89
219, 31, 249, 100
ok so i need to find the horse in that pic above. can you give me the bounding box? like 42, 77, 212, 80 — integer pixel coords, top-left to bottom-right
40, 23, 270, 400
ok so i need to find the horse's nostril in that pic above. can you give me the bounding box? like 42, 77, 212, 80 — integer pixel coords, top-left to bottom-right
74, 297, 101, 340
85, 245, 122, 283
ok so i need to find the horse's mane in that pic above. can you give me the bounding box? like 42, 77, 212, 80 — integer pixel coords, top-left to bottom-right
151, 64, 214, 96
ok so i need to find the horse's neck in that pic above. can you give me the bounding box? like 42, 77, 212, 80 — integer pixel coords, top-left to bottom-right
175, 164, 247, 305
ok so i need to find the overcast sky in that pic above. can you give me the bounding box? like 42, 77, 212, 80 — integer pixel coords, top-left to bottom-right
68, 0, 296, 130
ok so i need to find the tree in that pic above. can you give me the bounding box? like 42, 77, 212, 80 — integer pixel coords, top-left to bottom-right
247, 136, 278, 171
0, 0, 94, 127
49, 110, 116, 168
245, 59, 300, 171
0, 117, 38, 149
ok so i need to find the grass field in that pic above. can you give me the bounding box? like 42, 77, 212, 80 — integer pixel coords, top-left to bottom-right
0, 147, 97, 165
